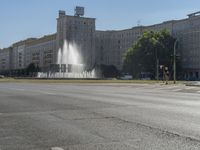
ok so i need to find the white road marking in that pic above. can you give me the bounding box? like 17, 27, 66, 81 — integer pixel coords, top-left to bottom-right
40, 91, 55, 95
185, 87, 195, 90
157, 86, 178, 90
0, 87, 26, 91
0, 86, 57, 95
172, 89, 181, 92
51, 147, 64, 150
154, 87, 177, 91
15, 88, 25, 91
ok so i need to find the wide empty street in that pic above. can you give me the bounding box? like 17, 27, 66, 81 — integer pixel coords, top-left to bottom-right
0, 82, 200, 150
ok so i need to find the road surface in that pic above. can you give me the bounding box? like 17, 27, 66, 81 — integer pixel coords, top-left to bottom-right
0, 82, 200, 150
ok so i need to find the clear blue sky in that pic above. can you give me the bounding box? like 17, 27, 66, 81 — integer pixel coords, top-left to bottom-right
0, 0, 200, 48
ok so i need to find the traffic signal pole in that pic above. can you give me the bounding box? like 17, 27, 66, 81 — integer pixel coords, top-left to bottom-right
173, 39, 178, 84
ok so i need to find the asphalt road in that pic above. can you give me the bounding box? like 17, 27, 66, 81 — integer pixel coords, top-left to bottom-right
0, 82, 200, 150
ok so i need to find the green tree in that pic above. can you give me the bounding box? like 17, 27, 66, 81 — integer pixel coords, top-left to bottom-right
26, 63, 37, 76
123, 29, 176, 79
100, 64, 120, 78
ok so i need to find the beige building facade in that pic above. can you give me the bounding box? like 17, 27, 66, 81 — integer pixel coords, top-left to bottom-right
0, 48, 11, 71
95, 27, 144, 69
95, 12, 200, 79
25, 34, 56, 71
11, 38, 37, 70
56, 10, 96, 69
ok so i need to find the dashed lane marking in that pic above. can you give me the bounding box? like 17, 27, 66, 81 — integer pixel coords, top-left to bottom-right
51, 147, 64, 150
185, 87, 196, 90
15, 88, 25, 91
172, 89, 182, 92
40, 91, 55, 95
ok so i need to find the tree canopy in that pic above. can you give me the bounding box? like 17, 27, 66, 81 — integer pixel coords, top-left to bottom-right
100, 64, 120, 78
26, 63, 40, 76
123, 29, 176, 79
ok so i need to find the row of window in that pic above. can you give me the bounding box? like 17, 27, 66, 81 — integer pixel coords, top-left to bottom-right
66, 20, 94, 26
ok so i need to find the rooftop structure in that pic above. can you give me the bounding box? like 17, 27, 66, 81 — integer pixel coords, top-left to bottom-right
188, 11, 200, 18
75, 6, 84, 17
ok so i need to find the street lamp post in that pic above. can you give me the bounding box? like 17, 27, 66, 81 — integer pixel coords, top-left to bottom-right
173, 39, 178, 84
155, 48, 159, 81
156, 59, 159, 81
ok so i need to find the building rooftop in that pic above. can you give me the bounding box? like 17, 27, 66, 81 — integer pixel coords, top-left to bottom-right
188, 11, 200, 18
0, 47, 12, 53
26, 33, 56, 47
12, 38, 37, 47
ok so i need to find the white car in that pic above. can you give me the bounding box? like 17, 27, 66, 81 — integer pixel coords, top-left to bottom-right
120, 75, 133, 80
0, 75, 5, 78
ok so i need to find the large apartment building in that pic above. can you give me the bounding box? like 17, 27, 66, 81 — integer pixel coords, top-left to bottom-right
96, 11, 200, 80
0, 8, 200, 79
24, 34, 56, 72
56, 10, 96, 69
0, 47, 11, 71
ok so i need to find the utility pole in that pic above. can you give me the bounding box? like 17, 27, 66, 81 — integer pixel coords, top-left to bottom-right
155, 48, 159, 81
156, 59, 159, 81
173, 39, 178, 84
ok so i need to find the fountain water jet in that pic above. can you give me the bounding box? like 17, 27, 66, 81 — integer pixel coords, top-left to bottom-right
37, 40, 96, 78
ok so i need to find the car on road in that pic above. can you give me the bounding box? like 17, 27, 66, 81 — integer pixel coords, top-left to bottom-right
120, 74, 133, 80
0, 75, 5, 78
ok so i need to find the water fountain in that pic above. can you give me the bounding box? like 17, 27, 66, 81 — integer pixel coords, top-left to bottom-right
37, 40, 97, 78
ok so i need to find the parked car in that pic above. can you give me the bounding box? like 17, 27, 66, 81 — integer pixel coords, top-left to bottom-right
0, 75, 5, 78
120, 74, 133, 80
140, 72, 152, 80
